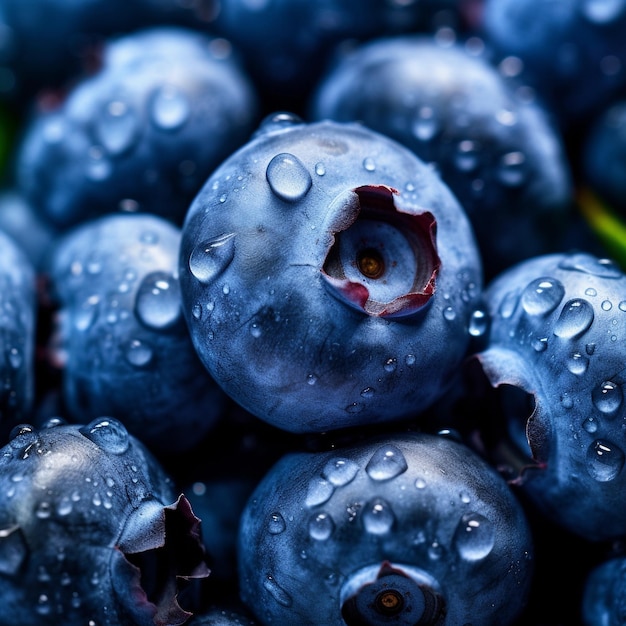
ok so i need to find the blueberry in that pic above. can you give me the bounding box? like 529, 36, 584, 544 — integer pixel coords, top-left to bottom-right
582, 554, 626, 626
0, 417, 209, 625
479, 0, 626, 126
472, 250, 626, 541
0, 226, 37, 442
309, 33, 574, 280
179, 116, 484, 434
15, 25, 259, 230
237, 431, 534, 625
47, 212, 229, 455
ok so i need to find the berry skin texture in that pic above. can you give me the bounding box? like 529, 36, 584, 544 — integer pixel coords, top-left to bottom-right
16, 25, 259, 230
0, 227, 37, 440
179, 116, 484, 434
48, 212, 229, 455
582, 555, 626, 626
237, 431, 534, 625
0, 417, 209, 626
473, 251, 626, 541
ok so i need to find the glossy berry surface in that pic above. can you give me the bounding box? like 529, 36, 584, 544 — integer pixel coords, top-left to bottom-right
237, 431, 534, 625
582, 554, 626, 626
473, 251, 626, 541
0, 417, 209, 626
179, 115, 484, 434
310, 33, 574, 280
15, 25, 259, 230
48, 212, 229, 455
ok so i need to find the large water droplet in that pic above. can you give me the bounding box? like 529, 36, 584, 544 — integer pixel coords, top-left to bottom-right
468, 309, 488, 337
558, 254, 622, 278
80, 418, 130, 455
263, 575, 293, 607
592, 380, 623, 416
150, 85, 190, 130
586, 439, 624, 481
95, 100, 138, 155
362, 498, 395, 534
134, 271, 181, 330
309, 512, 335, 541
124, 339, 154, 368
322, 458, 359, 486
453, 512, 495, 561
188, 233, 236, 284
305, 477, 334, 507
365, 444, 408, 481
553, 299, 594, 338
267, 512, 286, 535
521, 278, 565, 316
266, 153, 312, 202
566, 352, 588, 375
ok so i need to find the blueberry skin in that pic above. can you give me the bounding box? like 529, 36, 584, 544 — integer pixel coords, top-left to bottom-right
179, 116, 484, 434
16, 25, 259, 230
474, 251, 626, 541
582, 99, 626, 216
0, 417, 209, 626
48, 212, 229, 455
237, 431, 534, 625
309, 34, 573, 281
582, 555, 626, 626
479, 0, 626, 126
0, 227, 37, 441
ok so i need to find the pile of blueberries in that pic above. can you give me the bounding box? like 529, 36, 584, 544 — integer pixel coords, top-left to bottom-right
2, 1, 626, 624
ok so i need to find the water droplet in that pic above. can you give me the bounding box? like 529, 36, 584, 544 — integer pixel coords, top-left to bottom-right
521, 278, 565, 316
9, 424, 37, 449
366, 444, 408, 481
249, 321, 262, 338
412, 106, 439, 141
309, 512, 335, 541
497, 151, 526, 186
95, 100, 138, 155
553, 299, 594, 338
499, 291, 519, 319
36, 594, 51, 615
191, 303, 202, 320
443, 306, 456, 321
0, 526, 28, 576
532, 337, 548, 352
415, 477, 427, 489
306, 374, 318, 386
454, 140, 480, 172
85, 145, 112, 181
188, 233, 236, 284
362, 157, 376, 172
6, 347, 21, 369
135, 271, 181, 330
583, 417, 598, 433
150, 85, 190, 130
57, 497, 73, 516
586, 288, 598, 297
315, 162, 326, 176
405, 354, 416, 366
35, 501, 52, 519
468, 309, 488, 337
586, 439, 624, 481
267, 512, 286, 535
264, 148, 314, 202
263, 575, 293, 607
80, 418, 130, 455
602, 300, 613, 311
566, 352, 588, 375
322, 458, 359, 486
592, 381, 623, 416
360, 387, 375, 398
362, 498, 395, 534
558, 254, 622, 278
428, 541, 444, 560
124, 339, 154, 368
305, 478, 334, 507
453, 512, 495, 561
384, 358, 397, 373
255, 111, 303, 136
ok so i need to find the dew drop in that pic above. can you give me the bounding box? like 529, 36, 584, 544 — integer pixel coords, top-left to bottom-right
0, 526, 28, 576
412, 106, 439, 141
9, 424, 37, 449
582, 417, 598, 434
405, 354, 416, 366
306, 374, 318, 386
95, 100, 138, 155
188, 233, 236, 284
558, 254, 622, 278
453, 512, 495, 561
499, 291, 519, 319
322, 458, 359, 486
497, 151, 526, 186
360, 387, 375, 398
384, 358, 397, 373
586, 439, 624, 482
308, 512, 335, 541
592, 381, 623, 416
134, 271, 181, 330
532, 337, 548, 352
150, 85, 190, 130
468, 309, 488, 337
249, 322, 262, 338
305, 478, 334, 507
315, 162, 326, 176
124, 339, 154, 368
191, 303, 202, 320
553, 299, 594, 338
454, 140, 480, 172
267, 512, 286, 535
80, 418, 130, 455
566, 352, 588, 375
521, 278, 565, 316
443, 306, 456, 321
36, 594, 51, 616
362, 157, 376, 172
35, 501, 52, 519
263, 575, 293, 607
57, 497, 73, 516
6, 347, 21, 369
266, 153, 312, 202
602, 300, 613, 311
362, 498, 395, 534
366, 444, 408, 481
415, 477, 427, 489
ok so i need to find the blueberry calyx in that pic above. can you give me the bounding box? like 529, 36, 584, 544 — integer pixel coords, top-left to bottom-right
114, 494, 210, 625
341, 561, 446, 625
322, 185, 439, 318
